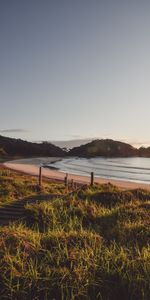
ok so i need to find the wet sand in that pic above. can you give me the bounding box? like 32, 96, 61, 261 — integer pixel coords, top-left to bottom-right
4, 160, 150, 191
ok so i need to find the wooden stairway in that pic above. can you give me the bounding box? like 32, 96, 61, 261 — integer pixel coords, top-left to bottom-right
0, 194, 61, 226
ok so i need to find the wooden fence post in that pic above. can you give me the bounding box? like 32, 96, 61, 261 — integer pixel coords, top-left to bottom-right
64, 173, 68, 188
70, 179, 74, 189
90, 172, 94, 186
39, 166, 42, 187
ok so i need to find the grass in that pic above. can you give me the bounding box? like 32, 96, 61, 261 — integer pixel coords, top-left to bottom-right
0, 166, 66, 205
0, 167, 149, 299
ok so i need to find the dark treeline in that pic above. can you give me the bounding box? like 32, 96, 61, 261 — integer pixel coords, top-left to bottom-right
0, 135, 65, 158
0, 135, 150, 158
68, 139, 150, 157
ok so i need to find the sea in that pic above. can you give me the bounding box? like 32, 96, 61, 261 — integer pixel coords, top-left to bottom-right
47, 157, 150, 184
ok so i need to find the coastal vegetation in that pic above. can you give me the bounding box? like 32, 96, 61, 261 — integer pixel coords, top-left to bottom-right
68, 139, 138, 157
1, 135, 150, 158
0, 135, 65, 158
68, 139, 150, 157
0, 167, 66, 205
0, 167, 149, 299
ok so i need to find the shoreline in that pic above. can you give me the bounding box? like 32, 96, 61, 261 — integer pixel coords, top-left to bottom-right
3, 160, 150, 191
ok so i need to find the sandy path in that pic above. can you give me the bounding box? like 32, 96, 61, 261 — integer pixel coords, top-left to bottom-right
3, 159, 150, 191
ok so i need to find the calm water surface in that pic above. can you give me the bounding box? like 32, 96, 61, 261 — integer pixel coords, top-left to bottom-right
47, 157, 150, 184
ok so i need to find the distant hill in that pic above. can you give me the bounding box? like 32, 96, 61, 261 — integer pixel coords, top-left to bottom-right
1, 136, 150, 159
139, 146, 150, 157
68, 139, 139, 157
0, 135, 65, 158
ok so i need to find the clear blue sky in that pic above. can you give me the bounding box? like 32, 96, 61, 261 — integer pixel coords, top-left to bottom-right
0, 0, 150, 146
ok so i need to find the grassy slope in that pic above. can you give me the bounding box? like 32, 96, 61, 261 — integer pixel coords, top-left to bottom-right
0, 167, 65, 205
0, 168, 149, 300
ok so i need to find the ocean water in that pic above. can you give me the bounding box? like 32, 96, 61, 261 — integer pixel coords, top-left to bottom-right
47, 157, 150, 184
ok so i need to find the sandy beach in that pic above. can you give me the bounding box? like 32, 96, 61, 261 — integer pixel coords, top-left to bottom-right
3, 159, 150, 191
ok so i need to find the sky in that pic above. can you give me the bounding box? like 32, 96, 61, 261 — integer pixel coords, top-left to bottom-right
0, 0, 150, 146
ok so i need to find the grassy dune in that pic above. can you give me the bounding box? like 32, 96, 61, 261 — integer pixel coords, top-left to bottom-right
0, 167, 65, 204
0, 167, 149, 299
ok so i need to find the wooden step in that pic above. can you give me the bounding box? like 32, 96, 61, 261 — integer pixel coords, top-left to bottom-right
0, 194, 63, 226
0, 206, 24, 212
0, 211, 25, 216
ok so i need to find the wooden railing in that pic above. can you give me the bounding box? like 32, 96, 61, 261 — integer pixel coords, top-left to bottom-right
38, 167, 95, 189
